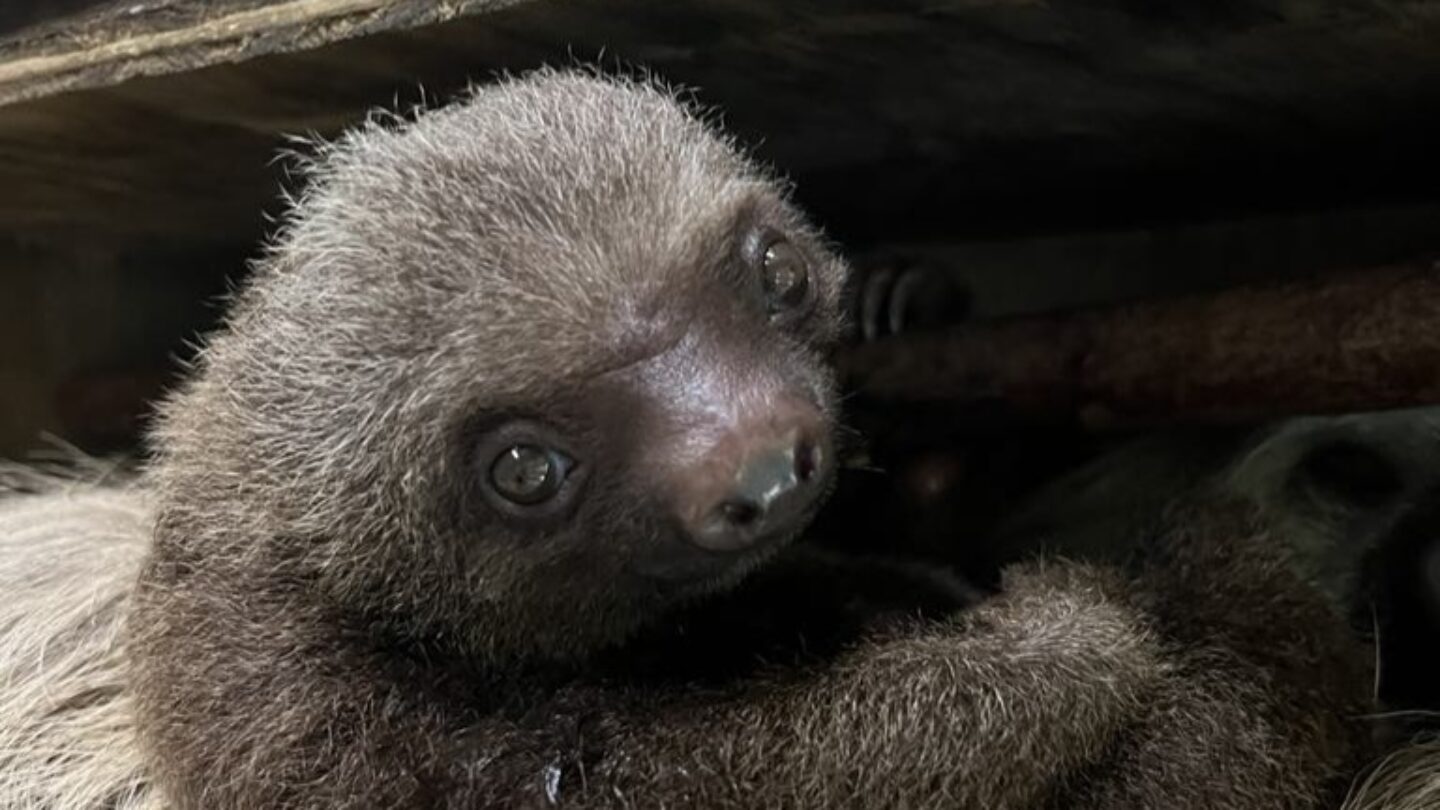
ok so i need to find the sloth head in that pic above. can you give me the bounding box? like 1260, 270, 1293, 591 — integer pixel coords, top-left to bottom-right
147, 71, 847, 663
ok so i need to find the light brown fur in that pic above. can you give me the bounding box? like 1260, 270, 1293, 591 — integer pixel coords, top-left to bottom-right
0, 470, 155, 810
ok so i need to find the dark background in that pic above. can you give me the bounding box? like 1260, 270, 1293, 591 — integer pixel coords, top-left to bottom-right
2, 0, 1439, 454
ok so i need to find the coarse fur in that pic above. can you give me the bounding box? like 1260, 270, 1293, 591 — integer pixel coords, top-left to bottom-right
0, 68, 1406, 809
1342, 736, 1440, 810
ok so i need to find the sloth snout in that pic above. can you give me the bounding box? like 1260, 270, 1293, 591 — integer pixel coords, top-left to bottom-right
679, 397, 831, 553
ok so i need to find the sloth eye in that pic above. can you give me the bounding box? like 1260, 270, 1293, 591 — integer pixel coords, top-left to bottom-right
489, 444, 572, 505
761, 237, 810, 313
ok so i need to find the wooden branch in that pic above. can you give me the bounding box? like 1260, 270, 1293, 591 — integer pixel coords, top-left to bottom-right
839, 262, 1440, 428
0, 0, 521, 107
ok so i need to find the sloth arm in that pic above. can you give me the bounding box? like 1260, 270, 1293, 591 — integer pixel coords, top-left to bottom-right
135, 505, 1368, 810
135, 559, 1156, 810
573, 560, 1162, 810
544, 504, 1369, 809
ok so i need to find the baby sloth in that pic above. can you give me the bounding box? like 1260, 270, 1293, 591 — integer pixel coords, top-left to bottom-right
0, 71, 1375, 810
133, 70, 854, 805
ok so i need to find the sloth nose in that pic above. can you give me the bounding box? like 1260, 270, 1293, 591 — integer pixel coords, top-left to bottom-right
685, 401, 831, 553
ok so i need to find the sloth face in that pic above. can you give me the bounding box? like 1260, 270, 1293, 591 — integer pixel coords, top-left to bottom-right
474, 227, 828, 522
462, 218, 842, 590
154, 72, 849, 657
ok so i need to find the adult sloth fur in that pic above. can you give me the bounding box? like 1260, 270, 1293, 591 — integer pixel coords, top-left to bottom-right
0, 70, 1396, 809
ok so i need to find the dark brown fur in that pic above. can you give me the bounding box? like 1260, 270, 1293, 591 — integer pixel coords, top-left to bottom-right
123, 70, 1375, 809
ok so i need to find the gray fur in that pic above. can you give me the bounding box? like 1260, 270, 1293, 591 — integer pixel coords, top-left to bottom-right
0, 68, 1415, 808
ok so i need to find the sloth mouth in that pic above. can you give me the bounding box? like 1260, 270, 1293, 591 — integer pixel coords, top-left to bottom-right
639, 524, 794, 579
634, 524, 799, 594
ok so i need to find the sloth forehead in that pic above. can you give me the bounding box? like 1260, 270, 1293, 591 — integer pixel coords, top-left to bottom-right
239, 189, 783, 415
227, 73, 812, 404
274, 73, 773, 314
293, 73, 757, 251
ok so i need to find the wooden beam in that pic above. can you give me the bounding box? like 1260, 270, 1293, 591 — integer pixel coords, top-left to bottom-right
840, 262, 1440, 428
0, 0, 522, 107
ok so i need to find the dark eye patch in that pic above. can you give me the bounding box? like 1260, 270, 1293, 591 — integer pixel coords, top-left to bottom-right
466, 415, 589, 524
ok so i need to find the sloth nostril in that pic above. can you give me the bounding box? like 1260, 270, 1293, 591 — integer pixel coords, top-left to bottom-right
795, 439, 819, 483
682, 398, 832, 553
719, 499, 764, 528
